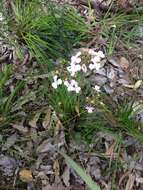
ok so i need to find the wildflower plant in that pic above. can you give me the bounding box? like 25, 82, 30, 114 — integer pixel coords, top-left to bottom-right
49, 48, 106, 123
48, 47, 143, 140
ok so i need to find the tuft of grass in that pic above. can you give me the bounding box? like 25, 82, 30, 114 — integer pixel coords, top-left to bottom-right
0, 65, 23, 128
94, 10, 143, 55
0, 0, 90, 68
78, 95, 143, 143
0, 64, 37, 129
48, 85, 83, 123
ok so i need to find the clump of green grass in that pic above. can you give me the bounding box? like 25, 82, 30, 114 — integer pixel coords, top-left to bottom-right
78, 95, 143, 143
0, 65, 23, 128
0, 64, 38, 129
94, 10, 143, 55
0, 0, 90, 68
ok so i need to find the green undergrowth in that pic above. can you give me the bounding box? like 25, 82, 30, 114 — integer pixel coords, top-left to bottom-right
93, 9, 143, 55
0, 0, 90, 69
78, 96, 143, 143
0, 0, 143, 158
0, 65, 24, 128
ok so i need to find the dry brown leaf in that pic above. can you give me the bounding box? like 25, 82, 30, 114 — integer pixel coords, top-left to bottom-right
119, 57, 129, 70
105, 141, 116, 158
54, 115, 66, 146
119, 171, 130, 186
42, 177, 69, 190
43, 108, 52, 129
125, 173, 135, 190
42, 184, 68, 190
29, 112, 41, 128
53, 159, 60, 176
12, 123, 29, 134
117, 0, 133, 9
133, 80, 142, 90
123, 80, 142, 90
19, 169, 33, 182
62, 166, 70, 187
36, 139, 55, 154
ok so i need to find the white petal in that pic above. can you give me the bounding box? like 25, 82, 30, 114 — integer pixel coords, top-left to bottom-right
52, 82, 57, 89
75, 64, 81, 71
71, 56, 76, 62
53, 75, 58, 81
67, 66, 72, 72
70, 79, 78, 87
88, 49, 96, 55
57, 79, 62, 85
85, 106, 94, 113
64, 80, 69, 87
70, 71, 76, 77
89, 63, 95, 70
75, 86, 81, 93
94, 63, 101, 70
91, 56, 101, 64
97, 51, 105, 58
75, 51, 81, 57
93, 85, 101, 92
88, 108, 94, 113
75, 57, 81, 64
81, 64, 87, 73
67, 85, 75, 92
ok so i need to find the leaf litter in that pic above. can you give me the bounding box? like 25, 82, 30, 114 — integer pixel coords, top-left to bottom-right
0, 1, 143, 190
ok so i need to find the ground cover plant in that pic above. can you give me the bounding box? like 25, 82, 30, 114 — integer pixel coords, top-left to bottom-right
0, 0, 143, 189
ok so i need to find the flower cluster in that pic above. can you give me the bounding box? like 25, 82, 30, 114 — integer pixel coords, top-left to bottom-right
52, 76, 81, 94
51, 49, 105, 95
51, 75, 62, 89
64, 79, 81, 93
67, 51, 87, 76
89, 50, 105, 71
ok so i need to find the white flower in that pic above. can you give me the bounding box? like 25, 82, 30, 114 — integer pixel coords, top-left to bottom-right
71, 56, 81, 64
71, 51, 81, 64
70, 80, 81, 93
96, 51, 105, 58
64, 80, 69, 87
52, 75, 62, 89
89, 61, 102, 71
91, 56, 101, 63
93, 85, 101, 92
85, 106, 94, 113
64, 79, 81, 93
67, 62, 81, 76
94, 63, 102, 71
81, 64, 87, 73
89, 63, 95, 70
88, 49, 97, 56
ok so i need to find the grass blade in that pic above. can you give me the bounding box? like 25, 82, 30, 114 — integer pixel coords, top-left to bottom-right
60, 152, 101, 190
